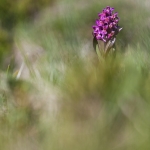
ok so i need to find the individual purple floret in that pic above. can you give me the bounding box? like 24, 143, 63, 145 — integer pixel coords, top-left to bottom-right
92, 6, 122, 42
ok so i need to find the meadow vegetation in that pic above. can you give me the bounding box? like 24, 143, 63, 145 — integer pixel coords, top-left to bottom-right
0, 0, 150, 149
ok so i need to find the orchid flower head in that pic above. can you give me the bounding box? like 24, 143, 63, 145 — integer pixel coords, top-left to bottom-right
92, 6, 122, 42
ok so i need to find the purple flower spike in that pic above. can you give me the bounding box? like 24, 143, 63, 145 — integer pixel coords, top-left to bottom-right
92, 6, 122, 42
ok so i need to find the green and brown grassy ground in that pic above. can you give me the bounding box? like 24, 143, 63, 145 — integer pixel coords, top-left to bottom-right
1, 0, 150, 149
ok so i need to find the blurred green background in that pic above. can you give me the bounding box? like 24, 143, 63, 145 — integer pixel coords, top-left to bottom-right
1, 0, 150, 149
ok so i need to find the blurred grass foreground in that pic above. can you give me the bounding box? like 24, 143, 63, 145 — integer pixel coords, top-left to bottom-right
1, 0, 150, 149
